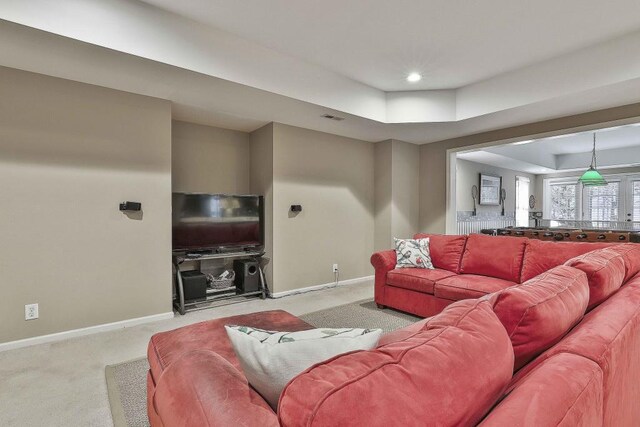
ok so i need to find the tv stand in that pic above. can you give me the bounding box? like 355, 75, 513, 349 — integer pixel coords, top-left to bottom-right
172, 250, 267, 315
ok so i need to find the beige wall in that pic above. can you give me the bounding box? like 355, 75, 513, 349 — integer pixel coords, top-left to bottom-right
456, 158, 536, 214
172, 121, 250, 194
270, 123, 375, 294
391, 140, 420, 239
0, 67, 172, 344
420, 103, 640, 233
374, 141, 393, 251
249, 123, 275, 287
374, 139, 420, 250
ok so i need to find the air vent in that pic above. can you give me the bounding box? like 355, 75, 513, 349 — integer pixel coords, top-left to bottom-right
321, 114, 345, 121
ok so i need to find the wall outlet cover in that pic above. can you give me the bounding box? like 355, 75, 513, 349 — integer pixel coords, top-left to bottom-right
332, 264, 339, 273
25, 303, 39, 321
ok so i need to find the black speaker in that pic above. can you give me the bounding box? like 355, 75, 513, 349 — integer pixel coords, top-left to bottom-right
180, 270, 207, 301
234, 259, 261, 294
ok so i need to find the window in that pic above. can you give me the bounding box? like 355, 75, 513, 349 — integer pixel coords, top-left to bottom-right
585, 182, 619, 222
544, 174, 640, 225
633, 181, 640, 221
548, 183, 577, 220
515, 176, 530, 226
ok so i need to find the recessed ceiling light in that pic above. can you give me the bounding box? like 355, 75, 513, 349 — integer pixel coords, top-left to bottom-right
407, 72, 422, 83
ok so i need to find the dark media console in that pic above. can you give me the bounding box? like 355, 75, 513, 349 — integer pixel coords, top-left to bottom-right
172, 250, 268, 315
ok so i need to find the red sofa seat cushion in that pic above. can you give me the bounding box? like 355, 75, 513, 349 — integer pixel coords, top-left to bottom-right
520, 239, 613, 282
413, 233, 467, 273
479, 353, 603, 427
147, 310, 313, 382
460, 234, 527, 283
278, 300, 514, 427
386, 268, 455, 294
564, 248, 626, 310
434, 274, 515, 301
489, 265, 589, 370
608, 243, 640, 283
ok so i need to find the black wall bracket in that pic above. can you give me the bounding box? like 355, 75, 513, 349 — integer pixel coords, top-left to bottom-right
120, 201, 142, 211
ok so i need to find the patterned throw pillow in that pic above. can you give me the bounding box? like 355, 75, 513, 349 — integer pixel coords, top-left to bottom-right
225, 326, 382, 409
395, 237, 434, 269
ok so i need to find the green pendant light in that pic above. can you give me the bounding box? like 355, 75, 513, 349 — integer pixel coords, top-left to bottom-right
578, 133, 607, 186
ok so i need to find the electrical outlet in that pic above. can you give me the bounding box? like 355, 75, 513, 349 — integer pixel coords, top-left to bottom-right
332, 264, 339, 273
25, 303, 39, 321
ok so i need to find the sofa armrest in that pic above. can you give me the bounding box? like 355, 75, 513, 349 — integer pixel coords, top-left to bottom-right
152, 350, 279, 427
371, 250, 397, 305
370, 250, 396, 271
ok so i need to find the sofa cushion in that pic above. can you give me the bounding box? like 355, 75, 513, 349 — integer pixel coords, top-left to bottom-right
414, 233, 467, 273
479, 353, 603, 427
488, 265, 589, 370
386, 268, 455, 294
434, 274, 515, 301
394, 237, 434, 269
278, 299, 514, 427
147, 310, 313, 382
226, 326, 381, 409
521, 240, 613, 282
564, 248, 626, 310
459, 234, 527, 282
510, 276, 640, 426
608, 243, 640, 283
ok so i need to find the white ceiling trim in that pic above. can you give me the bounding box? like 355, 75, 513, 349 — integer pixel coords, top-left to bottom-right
2, 0, 640, 127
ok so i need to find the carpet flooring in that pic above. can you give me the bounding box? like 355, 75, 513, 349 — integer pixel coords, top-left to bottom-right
105, 299, 420, 426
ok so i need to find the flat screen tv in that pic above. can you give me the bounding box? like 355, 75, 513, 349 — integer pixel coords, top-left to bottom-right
172, 193, 264, 253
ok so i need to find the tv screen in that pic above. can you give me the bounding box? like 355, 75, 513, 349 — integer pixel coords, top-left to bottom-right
172, 193, 264, 252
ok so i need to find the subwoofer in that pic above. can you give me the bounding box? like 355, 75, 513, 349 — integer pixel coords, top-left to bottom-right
234, 259, 261, 294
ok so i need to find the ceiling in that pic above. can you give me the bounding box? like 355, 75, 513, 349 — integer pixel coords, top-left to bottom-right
140, 0, 640, 91
525, 124, 640, 154
458, 123, 640, 174
2, 0, 640, 144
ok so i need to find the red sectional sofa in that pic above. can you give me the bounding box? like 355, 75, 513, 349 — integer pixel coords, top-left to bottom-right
147, 239, 640, 426
372, 233, 616, 317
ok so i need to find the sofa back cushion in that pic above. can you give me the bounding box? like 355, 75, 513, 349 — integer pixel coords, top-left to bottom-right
413, 233, 467, 273
489, 265, 589, 370
278, 300, 514, 427
459, 234, 527, 282
509, 276, 640, 426
565, 248, 626, 310
521, 240, 614, 282
608, 243, 640, 283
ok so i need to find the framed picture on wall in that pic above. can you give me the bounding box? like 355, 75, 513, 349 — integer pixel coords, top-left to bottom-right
479, 174, 501, 205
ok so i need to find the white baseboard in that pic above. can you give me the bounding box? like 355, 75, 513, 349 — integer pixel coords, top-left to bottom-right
0, 311, 174, 353
269, 275, 374, 298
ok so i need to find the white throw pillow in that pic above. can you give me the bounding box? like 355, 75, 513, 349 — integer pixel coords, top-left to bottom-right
395, 237, 434, 269
225, 325, 382, 409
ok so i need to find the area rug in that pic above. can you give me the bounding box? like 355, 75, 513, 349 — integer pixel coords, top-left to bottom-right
105, 299, 420, 426
105, 358, 150, 427
299, 299, 420, 332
